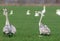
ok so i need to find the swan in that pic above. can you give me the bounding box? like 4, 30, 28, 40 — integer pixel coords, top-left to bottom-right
56, 9, 60, 16
35, 11, 39, 16
38, 6, 50, 35
3, 8, 16, 37
10, 10, 13, 15
26, 10, 30, 15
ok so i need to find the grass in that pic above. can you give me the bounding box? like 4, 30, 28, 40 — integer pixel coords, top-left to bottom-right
0, 6, 60, 41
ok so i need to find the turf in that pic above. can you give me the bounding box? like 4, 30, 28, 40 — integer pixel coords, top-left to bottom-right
0, 6, 60, 41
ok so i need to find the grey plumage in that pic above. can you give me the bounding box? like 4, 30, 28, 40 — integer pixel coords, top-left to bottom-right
39, 23, 50, 35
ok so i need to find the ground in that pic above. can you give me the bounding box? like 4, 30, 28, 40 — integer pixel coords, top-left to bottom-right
0, 6, 60, 41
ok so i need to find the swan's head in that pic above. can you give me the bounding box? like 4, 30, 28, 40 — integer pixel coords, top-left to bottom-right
3, 8, 8, 16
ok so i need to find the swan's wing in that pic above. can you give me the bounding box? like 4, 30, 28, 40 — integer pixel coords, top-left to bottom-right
11, 25, 16, 34
3, 25, 10, 33
44, 25, 51, 33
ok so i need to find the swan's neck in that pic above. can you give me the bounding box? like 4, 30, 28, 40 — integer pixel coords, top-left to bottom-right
43, 6, 45, 10
5, 15, 10, 25
39, 14, 43, 26
39, 6, 45, 27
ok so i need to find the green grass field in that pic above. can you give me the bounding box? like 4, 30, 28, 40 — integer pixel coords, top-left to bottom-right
0, 6, 60, 41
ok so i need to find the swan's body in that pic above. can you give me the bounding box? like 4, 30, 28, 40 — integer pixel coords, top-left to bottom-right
3, 8, 16, 37
10, 10, 13, 15
35, 11, 39, 16
26, 10, 30, 15
56, 9, 60, 16
3, 24, 16, 36
39, 23, 50, 35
